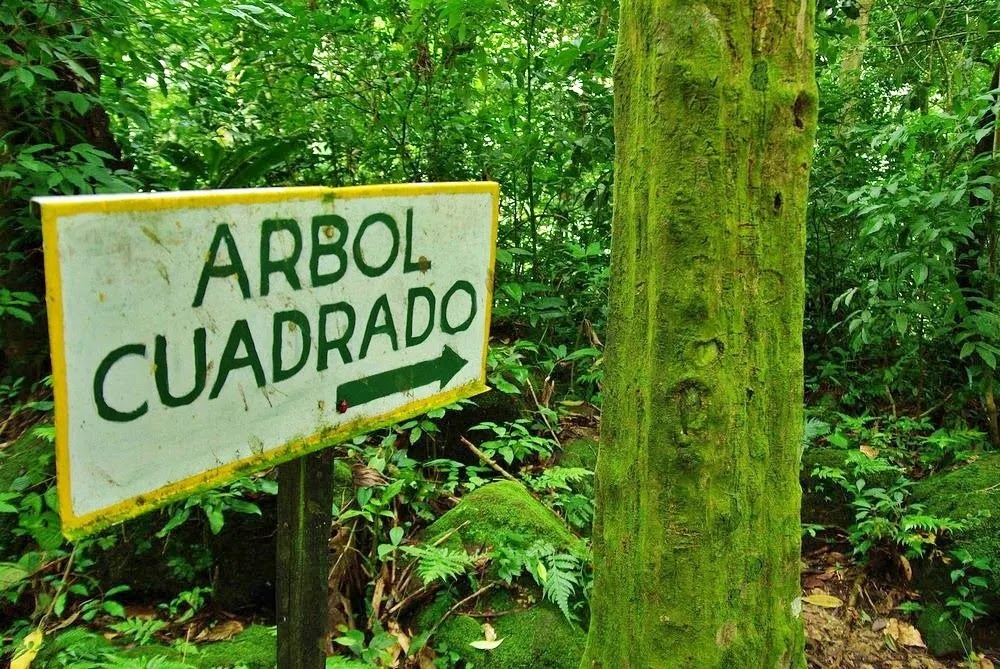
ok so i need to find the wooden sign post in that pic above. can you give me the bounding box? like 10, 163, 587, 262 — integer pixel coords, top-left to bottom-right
276, 449, 333, 666
36, 183, 498, 666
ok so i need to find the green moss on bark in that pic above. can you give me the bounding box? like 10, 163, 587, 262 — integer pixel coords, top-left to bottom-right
582, 0, 817, 666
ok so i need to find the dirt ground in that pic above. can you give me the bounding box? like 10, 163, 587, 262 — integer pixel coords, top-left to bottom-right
802, 544, 995, 669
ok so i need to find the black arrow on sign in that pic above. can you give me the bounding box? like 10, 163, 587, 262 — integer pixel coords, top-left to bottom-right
336, 345, 468, 408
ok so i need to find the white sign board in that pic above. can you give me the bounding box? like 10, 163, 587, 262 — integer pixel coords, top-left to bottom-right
36, 182, 498, 538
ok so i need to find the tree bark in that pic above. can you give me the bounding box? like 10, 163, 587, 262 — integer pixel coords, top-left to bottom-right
581, 0, 817, 666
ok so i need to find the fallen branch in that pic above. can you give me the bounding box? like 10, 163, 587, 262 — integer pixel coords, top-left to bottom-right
459, 436, 520, 484
428, 583, 496, 637
525, 378, 561, 447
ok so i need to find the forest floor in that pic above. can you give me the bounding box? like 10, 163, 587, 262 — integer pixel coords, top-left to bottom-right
2, 406, 998, 667
802, 543, 993, 669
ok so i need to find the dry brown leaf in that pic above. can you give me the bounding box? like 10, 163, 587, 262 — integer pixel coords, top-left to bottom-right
582, 318, 603, 348
370, 575, 386, 621
49, 609, 81, 632
389, 622, 410, 655
898, 555, 913, 581
883, 618, 925, 648
469, 639, 505, 651
123, 604, 159, 620
980, 656, 995, 669
802, 593, 844, 608
860, 444, 879, 458
352, 464, 389, 488
195, 620, 244, 643
896, 621, 925, 648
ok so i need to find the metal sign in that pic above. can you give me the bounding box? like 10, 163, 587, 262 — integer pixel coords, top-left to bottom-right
36, 182, 498, 539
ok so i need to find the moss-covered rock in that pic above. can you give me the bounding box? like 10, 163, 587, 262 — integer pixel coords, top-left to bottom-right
910, 454, 1000, 654
911, 453, 1000, 592
426, 480, 582, 553
418, 593, 585, 669
413, 482, 587, 667
916, 605, 970, 657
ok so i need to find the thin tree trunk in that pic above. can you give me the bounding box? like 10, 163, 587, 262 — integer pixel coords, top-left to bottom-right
956, 61, 1000, 446
582, 0, 817, 666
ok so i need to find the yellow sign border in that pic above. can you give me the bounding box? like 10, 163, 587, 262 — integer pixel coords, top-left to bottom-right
39, 181, 500, 540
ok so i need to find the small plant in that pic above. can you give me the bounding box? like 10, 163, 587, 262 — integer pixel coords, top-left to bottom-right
108, 617, 169, 645
848, 477, 969, 558
400, 544, 482, 585
492, 539, 592, 626
0, 288, 38, 324
469, 419, 556, 466
944, 549, 992, 623
333, 622, 399, 666
525, 466, 594, 530
158, 586, 211, 623
157, 476, 276, 538
811, 449, 975, 559
486, 340, 538, 394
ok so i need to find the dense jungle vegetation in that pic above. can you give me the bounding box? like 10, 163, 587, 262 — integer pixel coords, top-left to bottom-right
1, 0, 999, 666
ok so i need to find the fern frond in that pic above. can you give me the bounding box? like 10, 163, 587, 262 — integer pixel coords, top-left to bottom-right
400, 545, 479, 585
538, 552, 583, 623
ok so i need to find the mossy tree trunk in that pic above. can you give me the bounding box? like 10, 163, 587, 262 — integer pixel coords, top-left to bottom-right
581, 0, 817, 667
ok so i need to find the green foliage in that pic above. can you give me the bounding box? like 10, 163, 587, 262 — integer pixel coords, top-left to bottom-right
525, 466, 594, 531
806, 0, 1000, 421
400, 544, 481, 585
805, 413, 984, 559
944, 549, 992, 623
157, 477, 275, 537
532, 546, 588, 625
471, 419, 556, 465
108, 618, 169, 646
333, 624, 399, 667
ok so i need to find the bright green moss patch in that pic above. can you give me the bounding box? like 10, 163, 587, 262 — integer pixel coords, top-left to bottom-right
911, 453, 1000, 592
426, 480, 581, 553
36, 624, 279, 668
559, 437, 598, 471
416, 483, 587, 666
916, 604, 970, 657
425, 596, 585, 669
179, 624, 277, 668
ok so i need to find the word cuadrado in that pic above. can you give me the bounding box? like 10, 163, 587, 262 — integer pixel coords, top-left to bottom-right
92, 208, 478, 423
